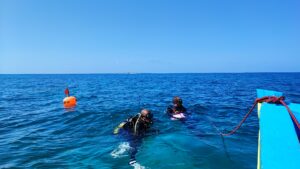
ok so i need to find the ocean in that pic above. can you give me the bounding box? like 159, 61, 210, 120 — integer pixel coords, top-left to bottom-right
1, 73, 299, 169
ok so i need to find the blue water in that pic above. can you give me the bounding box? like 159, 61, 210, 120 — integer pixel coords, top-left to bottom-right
1, 73, 300, 169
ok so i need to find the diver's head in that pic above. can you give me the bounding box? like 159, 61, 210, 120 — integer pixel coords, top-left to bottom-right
173, 96, 183, 107
140, 109, 153, 124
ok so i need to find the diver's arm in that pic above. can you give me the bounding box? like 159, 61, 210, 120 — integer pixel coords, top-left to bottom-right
113, 116, 135, 134
166, 106, 173, 115
113, 122, 126, 134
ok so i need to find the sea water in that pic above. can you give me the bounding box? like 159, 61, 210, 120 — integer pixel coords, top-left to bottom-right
1, 73, 299, 169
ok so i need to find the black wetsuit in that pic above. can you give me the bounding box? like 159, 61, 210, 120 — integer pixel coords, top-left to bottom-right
166, 105, 187, 116
120, 114, 154, 164
122, 115, 151, 136
167, 105, 209, 138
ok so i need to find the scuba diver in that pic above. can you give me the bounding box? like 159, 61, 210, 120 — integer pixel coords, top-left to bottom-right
166, 96, 213, 139
113, 109, 155, 166
166, 96, 187, 120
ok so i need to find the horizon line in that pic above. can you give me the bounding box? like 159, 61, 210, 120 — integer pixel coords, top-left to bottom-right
1, 71, 300, 75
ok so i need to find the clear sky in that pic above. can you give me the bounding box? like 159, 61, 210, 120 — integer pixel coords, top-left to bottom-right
1, 0, 299, 73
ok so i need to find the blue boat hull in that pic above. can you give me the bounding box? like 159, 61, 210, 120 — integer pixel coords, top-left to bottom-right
256, 89, 300, 169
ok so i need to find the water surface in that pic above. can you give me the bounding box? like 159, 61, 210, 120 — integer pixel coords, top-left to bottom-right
1, 73, 299, 169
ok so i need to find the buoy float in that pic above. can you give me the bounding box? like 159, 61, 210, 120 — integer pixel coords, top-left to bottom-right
63, 88, 77, 108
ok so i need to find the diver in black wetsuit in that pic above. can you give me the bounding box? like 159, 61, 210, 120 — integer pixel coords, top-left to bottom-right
166, 96, 187, 117
113, 109, 154, 165
166, 97, 210, 138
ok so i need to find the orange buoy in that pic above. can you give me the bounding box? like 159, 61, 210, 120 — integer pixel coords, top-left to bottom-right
63, 88, 76, 108
63, 96, 77, 108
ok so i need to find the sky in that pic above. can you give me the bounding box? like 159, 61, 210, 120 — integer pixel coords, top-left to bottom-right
0, 0, 299, 73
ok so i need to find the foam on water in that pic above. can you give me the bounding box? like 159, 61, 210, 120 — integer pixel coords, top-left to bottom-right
110, 142, 131, 158
131, 162, 146, 169
111, 142, 147, 169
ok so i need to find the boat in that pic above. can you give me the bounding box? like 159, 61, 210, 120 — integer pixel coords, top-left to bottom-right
256, 89, 300, 169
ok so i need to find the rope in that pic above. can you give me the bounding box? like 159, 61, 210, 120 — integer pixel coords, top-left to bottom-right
221, 101, 258, 136
221, 96, 300, 136
279, 99, 300, 130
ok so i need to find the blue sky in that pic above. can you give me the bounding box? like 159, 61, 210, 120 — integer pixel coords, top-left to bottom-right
1, 0, 299, 73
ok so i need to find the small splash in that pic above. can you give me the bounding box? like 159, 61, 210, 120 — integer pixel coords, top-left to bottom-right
110, 142, 131, 158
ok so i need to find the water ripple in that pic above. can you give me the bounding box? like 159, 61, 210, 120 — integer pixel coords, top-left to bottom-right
0, 73, 299, 168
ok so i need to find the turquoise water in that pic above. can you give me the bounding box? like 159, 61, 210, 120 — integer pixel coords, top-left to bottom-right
1, 73, 300, 169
